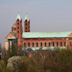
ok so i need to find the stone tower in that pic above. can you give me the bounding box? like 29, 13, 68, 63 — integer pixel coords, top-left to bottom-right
24, 16, 30, 32
15, 14, 23, 48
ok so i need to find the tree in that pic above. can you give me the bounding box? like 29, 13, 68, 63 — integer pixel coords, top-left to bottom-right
0, 60, 7, 72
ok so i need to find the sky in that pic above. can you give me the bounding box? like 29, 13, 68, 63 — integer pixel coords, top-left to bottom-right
0, 0, 72, 44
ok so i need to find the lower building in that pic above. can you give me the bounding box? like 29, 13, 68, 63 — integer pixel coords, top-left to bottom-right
4, 15, 72, 50
22, 32, 72, 50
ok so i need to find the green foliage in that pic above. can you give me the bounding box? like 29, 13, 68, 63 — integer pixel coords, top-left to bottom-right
1, 49, 72, 72
31, 49, 72, 72
0, 60, 7, 72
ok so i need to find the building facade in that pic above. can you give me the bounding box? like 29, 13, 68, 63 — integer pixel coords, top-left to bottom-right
4, 15, 72, 50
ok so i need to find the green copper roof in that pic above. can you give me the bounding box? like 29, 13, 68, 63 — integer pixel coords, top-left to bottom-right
22, 32, 72, 38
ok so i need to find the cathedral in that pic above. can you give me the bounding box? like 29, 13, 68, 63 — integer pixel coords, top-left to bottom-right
4, 15, 72, 50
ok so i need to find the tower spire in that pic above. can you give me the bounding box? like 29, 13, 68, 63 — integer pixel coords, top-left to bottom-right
25, 15, 30, 21
16, 14, 21, 20
24, 15, 30, 32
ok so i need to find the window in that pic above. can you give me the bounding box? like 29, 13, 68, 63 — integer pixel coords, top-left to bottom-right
40, 42, 42, 47
28, 42, 30, 47
32, 42, 34, 47
70, 42, 72, 46
45, 42, 47, 47
25, 20, 27, 22
56, 42, 58, 47
36, 42, 38, 47
48, 42, 50, 47
17, 31, 19, 33
17, 19, 19, 21
52, 42, 54, 47
64, 42, 66, 46
24, 43, 26, 48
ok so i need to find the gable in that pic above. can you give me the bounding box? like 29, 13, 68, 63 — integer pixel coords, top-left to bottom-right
6, 33, 16, 39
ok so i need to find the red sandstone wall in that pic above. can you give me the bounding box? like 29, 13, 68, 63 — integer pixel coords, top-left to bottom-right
24, 20, 30, 32
16, 19, 23, 48
23, 38, 68, 48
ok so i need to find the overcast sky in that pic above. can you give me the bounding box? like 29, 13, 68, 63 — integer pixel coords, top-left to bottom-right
0, 0, 72, 44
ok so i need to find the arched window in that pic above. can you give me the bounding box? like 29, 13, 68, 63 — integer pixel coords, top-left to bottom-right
45, 42, 47, 47
56, 42, 58, 47
40, 42, 42, 47
17, 27, 19, 29
17, 19, 19, 21
48, 42, 50, 47
32, 42, 34, 47
36, 42, 38, 47
64, 42, 66, 46
70, 42, 72, 46
25, 20, 27, 22
24, 43, 26, 48
52, 42, 54, 47
28, 42, 30, 47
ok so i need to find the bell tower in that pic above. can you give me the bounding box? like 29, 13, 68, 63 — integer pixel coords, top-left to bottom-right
24, 16, 30, 32
16, 14, 23, 48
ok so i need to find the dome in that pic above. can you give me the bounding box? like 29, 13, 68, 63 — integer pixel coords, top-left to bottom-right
16, 14, 21, 20
25, 15, 30, 21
